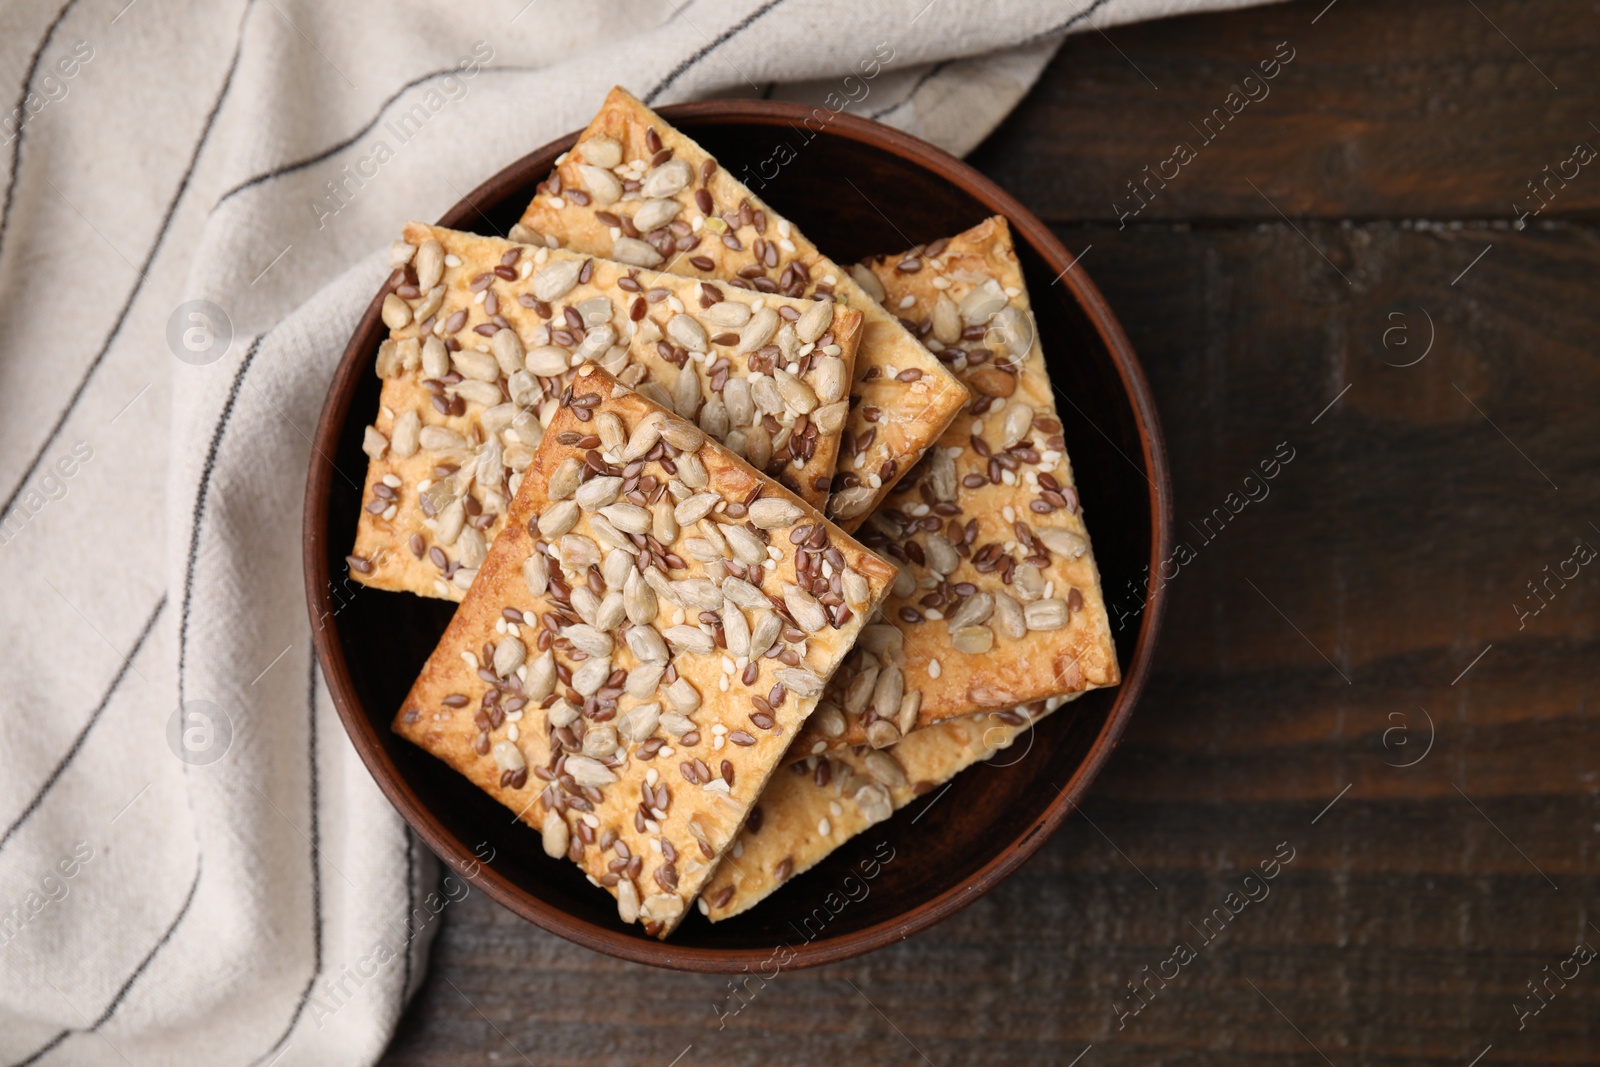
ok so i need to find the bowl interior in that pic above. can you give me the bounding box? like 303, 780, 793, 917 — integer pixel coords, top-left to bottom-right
313, 106, 1161, 969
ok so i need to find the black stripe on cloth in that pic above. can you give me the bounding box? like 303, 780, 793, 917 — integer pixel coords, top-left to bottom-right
644, 0, 788, 105
866, 59, 950, 121
176, 330, 265, 700
0, 0, 260, 527
211, 62, 542, 211
8, 859, 202, 1067
1024, 0, 1116, 45
244, 643, 323, 1067
0, 0, 88, 261
0, 595, 166, 854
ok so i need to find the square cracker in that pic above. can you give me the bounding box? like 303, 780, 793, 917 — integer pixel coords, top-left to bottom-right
349, 221, 862, 601
791, 216, 1120, 756
515, 86, 970, 530
702, 694, 1079, 921
391, 364, 897, 937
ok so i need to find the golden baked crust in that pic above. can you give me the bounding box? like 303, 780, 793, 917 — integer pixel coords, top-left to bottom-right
702, 694, 1079, 921
349, 222, 862, 600
391, 365, 896, 937
514, 86, 970, 530
791, 216, 1120, 756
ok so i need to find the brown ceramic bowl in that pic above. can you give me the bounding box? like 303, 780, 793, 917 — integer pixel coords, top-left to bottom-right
305, 100, 1172, 971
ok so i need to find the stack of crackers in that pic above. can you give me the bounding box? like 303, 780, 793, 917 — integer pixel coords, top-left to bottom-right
348, 88, 1121, 937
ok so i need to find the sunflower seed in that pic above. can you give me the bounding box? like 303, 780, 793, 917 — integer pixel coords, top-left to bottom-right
457, 526, 487, 568
626, 660, 666, 698
382, 294, 412, 329
959, 278, 1006, 325
777, 667, 824, 698
575, 476, 623, 511
672, 365, 701, 418
749, 497, 803, 529
661, 625, 712, 656
610, 236, 663, 268
698, 396, 730, 438
849, 263, 887, 302
897, 689, 922, 734
721, 604, 750, 656
674, 492, 720, 525
595, 411, 625, 453
813, 400, 849, 436
564, 623, 614, 658
415, 238, 444, 289
661, 418, 703, 451
665, 677, 701, 714
417, 334, 448, 378
435, 499, 465, 546
863, 751, 907, 788
641, 158, 692, 198
989, 305, 1035, 358
600, 501, 651, 535
931, 293, 962, 344
672, 579, 723, 611
532, 259, 582, 302
549, 456, 582, 500
632, 198, 682, 233
571, 656, 613, 696
750, 376, 783, 417
579, 135, 622, 168
616, 877, 640, 924
414, 285, 444, 324
783, 584, 828, 633
951, 625, 995, 654
523, 554, 549, 597
491, 738, 526, 774
362, 425, 387, 460
676, 450, 708, 489
748, 611, 782, 660
812, 703, 846, 738
542, 810, 569, 858
546, 697, 579, 729
387, 410, 419, 458
560, 534, 602, 571
736, 308, 779, 353
454, 379, 502, 407
565, 754, 618, 788
872, 663, 904, 722
621, 412, 663, 461
624, 570, 658, 626
864, 721, 901, 751
451, 348, 498, 383
827, 485, 875, 520
624, 623, 667, 663
722, 526, 766, 567
1024, 598, 1068, 631
774, 370, 818, 415
946, 591, 994, 631
1000, 402, 1036, 448
812, 356, 847, 404
724, 378, 754, 427
619, 702, 661, 743
703, 301, 752, 328
1038, 527, 1089, 559
577, 163, 622, 204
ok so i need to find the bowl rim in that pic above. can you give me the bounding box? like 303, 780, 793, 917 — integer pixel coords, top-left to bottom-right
304, 98, 1173, 972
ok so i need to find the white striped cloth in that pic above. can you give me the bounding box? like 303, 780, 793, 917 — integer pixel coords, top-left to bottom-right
0, 1, 1264, 1063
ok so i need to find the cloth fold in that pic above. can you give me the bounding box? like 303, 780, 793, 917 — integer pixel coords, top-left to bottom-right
0, 1, 1259, 1062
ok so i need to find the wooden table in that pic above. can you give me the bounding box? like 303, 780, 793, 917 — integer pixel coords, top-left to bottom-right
383, 0, 1599, 1062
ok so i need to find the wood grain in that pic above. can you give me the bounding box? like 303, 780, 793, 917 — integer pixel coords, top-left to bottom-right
381, 0, 1599, 1061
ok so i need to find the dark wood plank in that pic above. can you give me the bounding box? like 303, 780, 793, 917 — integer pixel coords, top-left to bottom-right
383, 0, 1600, 1061
969, 0, 1600, 222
